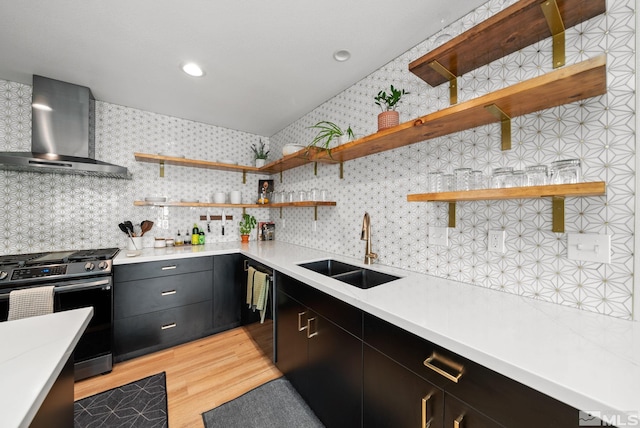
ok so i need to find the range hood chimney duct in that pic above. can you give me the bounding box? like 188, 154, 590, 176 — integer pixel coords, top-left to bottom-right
0, 75, 131, 179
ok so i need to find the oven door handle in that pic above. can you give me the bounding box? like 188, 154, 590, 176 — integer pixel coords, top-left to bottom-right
55, 278, 112, 293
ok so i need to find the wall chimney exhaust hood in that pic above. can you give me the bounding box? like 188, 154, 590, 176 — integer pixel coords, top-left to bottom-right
0, 75, 131, 179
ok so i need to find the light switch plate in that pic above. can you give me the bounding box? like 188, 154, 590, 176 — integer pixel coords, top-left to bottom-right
567, 233, 611, 264
488, 230, 505, 253
429, 226, 448, 246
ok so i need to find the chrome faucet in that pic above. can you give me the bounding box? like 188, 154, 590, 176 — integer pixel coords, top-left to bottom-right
361, 212, 378, 265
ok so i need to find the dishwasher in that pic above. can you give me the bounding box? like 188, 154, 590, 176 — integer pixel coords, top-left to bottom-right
241, 258, 276, 363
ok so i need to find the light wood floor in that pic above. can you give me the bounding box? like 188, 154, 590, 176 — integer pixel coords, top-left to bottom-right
74, 327, 282, 428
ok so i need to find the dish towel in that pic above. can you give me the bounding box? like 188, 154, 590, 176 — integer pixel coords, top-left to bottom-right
8, 285, 55, 321
246, 267, 270, 323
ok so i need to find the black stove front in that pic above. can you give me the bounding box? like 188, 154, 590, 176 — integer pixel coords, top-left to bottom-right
0, 247, 119, 381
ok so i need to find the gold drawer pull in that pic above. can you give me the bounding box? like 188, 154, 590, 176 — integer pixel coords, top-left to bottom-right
161, 290, 177, 296
454, 414, 464, 428
298, 311, 308, 331
306, 317, 318, 338
423, 351, 464, 383
161, 322, 176, 330
421, 392, 433, 428
161, 265, 177, 270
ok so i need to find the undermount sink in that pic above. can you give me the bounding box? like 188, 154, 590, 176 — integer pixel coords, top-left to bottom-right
298, 259, 400, 289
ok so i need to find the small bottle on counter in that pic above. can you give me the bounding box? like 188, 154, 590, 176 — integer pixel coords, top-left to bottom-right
174, 230, 183, 246
192, 224, 200, 245
198, 231, 205, 245
184, 229, 191, 246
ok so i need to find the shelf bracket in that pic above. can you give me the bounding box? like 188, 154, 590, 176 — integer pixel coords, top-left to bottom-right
159, 161, 165, 178
541, 0, 566, 69
484, 104, 511, 151
429, 60, 458, 105
551, 196, 565, 233
242, 207, 246, 216
242, 170, 246, 184
314, 206, 318, 221
280, 171, 283, 183
314, 162, 318, 176
280, 207, 283, 219
339, 161, 344, 179
448, 202, 456, 228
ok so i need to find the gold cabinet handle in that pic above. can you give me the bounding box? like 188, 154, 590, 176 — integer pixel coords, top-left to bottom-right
453, 414, 464, 428
306, 317, 318, 338
161, 322, 176, 330
297, 311, 308, 331
423, 351, 464, 383
421, 392, 433, 428
161, 290, 176, 296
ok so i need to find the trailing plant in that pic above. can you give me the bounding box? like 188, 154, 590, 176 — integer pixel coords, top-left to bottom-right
250, 139, 269, 160
307, 121, 355, 157
374, 85, 410, 111
239, 213, 257, 235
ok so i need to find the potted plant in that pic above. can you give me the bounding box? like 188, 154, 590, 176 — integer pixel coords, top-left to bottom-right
238, 213, 257, 243
308, 121, 355, 157
374, 85, 410, 130
250, 139, 269, 168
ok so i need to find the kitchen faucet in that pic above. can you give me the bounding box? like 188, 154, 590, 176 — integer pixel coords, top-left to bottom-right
361, 212, 378, 265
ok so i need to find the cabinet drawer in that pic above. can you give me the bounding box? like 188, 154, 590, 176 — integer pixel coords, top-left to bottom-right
114, 270, 212, 319
114, 256, 213, 282
364, 313, 579, 428
278, 273, 362, 338
114, 300, 212, 360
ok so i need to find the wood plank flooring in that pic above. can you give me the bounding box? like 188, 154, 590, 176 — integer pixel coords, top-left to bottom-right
74, 327, 282, 428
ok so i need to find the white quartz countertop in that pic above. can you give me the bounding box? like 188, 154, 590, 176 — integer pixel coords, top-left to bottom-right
0, 307, 93, 428
115, 241, 640, 416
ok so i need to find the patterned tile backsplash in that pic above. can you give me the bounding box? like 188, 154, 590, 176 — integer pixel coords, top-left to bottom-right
0, 0, 635, 319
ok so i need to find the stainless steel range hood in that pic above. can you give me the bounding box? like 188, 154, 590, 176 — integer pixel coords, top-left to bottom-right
0, 75, 131, 179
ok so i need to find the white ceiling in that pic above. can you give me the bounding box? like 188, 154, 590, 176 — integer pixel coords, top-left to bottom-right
0, 0, 487, 136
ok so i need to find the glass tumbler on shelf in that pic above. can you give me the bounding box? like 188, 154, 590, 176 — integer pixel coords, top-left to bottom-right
470, 170, 484, 190
309, 188, 319, 201
442, 174, 454, 192
298, 190, 307, 201
453, 168, 472, 191
525, 165, 548, 186
320, 189, 328, 201
550, 159, 581, 184
511, 170, 526, 187
491, 167, 514, 188
287, 191, 295, 203
427, 172, 442, 193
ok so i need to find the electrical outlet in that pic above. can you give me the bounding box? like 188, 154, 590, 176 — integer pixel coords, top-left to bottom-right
429, 226, 448, 246
488, 230, 505, 253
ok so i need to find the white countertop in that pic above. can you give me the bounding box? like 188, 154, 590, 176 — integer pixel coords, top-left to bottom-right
0, 307, 93, 428
115, 242, 640, 416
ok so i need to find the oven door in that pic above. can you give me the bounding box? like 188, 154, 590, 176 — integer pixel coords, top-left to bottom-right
54, 277, 113, 366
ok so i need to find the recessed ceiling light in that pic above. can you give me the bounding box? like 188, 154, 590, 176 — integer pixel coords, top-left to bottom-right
333, 50, 351, 62
182, 62, 205, 77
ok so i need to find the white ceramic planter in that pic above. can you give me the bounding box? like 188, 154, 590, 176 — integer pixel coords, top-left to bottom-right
255, 158, 266, 168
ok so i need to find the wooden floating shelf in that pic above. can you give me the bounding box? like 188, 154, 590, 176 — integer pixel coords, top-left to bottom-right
314, 56, 606, 164
406, 182, 606, 202
134, 201, 336, 208
134, 153, 261, 174
407, 182, 606, 233
409, 0, 605, 86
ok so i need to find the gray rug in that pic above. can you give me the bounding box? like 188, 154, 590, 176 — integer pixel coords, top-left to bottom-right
202, 377, 324, 428
74, 372, 168, 427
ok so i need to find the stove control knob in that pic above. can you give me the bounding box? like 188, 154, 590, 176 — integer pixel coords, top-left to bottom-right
84, 262, 95, 271
98, 261, 109, 270
0, 271, 7, 280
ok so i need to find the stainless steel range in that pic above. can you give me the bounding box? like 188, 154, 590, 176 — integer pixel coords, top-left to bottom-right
0, 248, 119, 380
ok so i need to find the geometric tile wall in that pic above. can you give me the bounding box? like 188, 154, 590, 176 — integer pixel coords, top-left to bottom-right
0, 0, 634, 319
268, 0, 635, 319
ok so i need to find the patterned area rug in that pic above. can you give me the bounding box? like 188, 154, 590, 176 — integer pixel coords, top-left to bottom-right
202, 377, 324, 428
74, 372, 167, 428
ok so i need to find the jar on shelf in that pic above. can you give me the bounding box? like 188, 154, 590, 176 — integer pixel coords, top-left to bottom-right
525, 165, 548, 186
427, 172, 443, 193
550, 159, 581, 184
453, 168, 472, 191
442, 174, 454, 192
470, 170, 485, 190
491, 167, 514, 189
511, 170, 526, 187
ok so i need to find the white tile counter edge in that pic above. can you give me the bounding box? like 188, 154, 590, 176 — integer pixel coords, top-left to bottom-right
114, 242, 640, 416
0, 307, 93, 428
